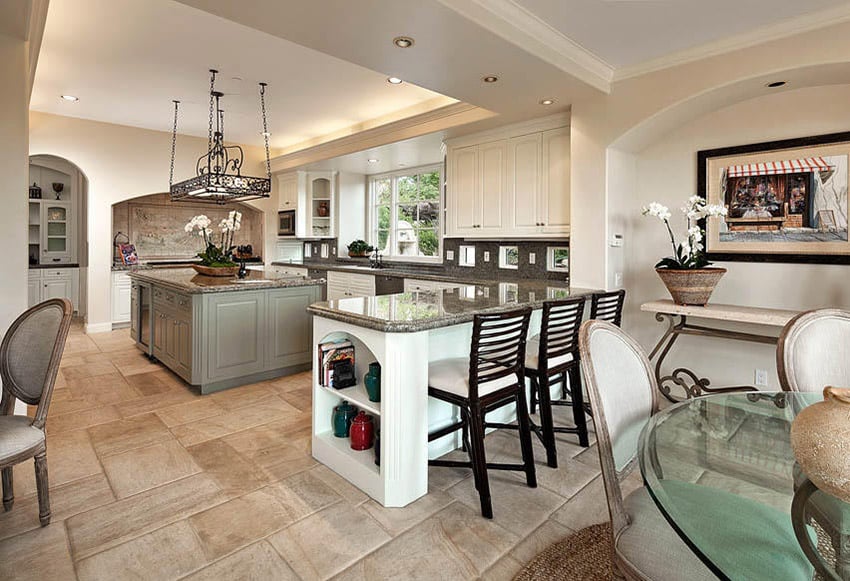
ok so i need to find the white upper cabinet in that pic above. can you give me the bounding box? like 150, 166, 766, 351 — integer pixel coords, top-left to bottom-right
446, 115, 570, 238
275, 170, 336, 239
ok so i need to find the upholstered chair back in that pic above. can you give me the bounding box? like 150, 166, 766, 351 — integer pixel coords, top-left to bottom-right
579, 319, 658, 534
777, 309, 850, 393
0, 299, 72, 428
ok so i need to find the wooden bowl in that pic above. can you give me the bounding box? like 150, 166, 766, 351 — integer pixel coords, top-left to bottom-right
191, 264, 239, 277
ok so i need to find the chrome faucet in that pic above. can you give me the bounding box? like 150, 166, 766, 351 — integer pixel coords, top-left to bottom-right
369, 249, 384, 269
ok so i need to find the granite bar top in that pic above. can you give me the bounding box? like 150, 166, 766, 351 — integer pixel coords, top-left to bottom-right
271, 260, 566, 286
128, 268, 325, 294
307, 281, 598, 333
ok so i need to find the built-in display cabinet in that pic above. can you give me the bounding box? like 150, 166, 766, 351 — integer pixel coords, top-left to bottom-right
276, 170, 337, 239
446, 114, 570, 238
28, 268, 79, 311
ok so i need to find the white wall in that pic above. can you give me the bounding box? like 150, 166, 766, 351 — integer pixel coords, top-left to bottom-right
624, 84, 850, 390
0, 33, 29, 336
336, 171, 367, 256
29, 111, 277, 332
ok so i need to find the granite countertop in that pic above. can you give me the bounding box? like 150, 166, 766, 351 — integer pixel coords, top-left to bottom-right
307, 281, 598, 333
30, 263, 80, 269
128, 267, 325, 294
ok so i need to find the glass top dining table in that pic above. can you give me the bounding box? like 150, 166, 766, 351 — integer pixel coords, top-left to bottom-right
639, 391, 848, 581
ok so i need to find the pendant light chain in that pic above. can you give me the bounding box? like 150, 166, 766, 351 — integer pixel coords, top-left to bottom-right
169, 100, 180, 188
207, 69, 217, 172
259, 82, 271, 180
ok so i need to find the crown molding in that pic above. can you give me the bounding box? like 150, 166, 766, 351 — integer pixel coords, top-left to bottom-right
615, 4, 850, 82
436, 0, 613, 94
269, 102, 496, 172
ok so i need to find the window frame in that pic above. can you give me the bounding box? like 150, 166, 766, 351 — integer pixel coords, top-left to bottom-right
368, 163, 444, 263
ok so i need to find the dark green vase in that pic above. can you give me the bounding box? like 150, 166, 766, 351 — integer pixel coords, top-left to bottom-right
332, 400, 357, 438
364, 362, 381, 403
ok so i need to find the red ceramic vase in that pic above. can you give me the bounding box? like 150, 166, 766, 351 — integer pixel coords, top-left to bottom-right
349, 411, 374, 451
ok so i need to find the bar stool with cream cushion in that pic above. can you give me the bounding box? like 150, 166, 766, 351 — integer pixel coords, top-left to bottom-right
778, 308, 850, 578
1, 299, 73, 526
591, 289, 626, 326
427, 307, 536, 519
522, 297, 588, 468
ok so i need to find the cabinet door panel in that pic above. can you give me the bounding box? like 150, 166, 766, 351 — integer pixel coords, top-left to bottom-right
479, 140, 507, 232
205, 292, 266, 381
152, 309, 166, 358
43, 278, 71, 302
27, 280, 41, 307
266, 288, 316, 368
509, 134, 541, 232
164, 316, 179, 364
176, 319, 192, 378
541, 127, 570, 233
451, 146, 478, 234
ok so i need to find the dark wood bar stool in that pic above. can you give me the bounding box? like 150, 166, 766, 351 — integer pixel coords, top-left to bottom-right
427, 307, 536, 519
590, 289, 626, 325
524, 297, 588, 468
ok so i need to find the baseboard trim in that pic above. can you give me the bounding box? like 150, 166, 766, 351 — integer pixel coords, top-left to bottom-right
85, 322, 113, 334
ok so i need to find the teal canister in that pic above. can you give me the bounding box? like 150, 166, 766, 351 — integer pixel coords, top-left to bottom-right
364, 362, 381, 403
332, 400, 358, 438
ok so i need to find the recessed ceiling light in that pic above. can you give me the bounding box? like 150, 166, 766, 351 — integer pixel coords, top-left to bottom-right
766, 81, 787, 88
482, 75, 499, 83
399, 163, 406, 167
60, 95, 79, 102
387, 77, 403, 85
539, 98, 555, 105
367, 158, 379, 163
393, 36, 414, 48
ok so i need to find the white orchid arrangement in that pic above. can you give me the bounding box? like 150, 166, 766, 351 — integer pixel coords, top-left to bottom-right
642, 196, 727, 270
184, 211, 243, 267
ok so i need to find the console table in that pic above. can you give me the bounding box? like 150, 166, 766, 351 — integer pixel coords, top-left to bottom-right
640, 300, 800, 402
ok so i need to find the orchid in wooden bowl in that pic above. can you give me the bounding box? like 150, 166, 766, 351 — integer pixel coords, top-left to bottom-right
184, 211, 243, 276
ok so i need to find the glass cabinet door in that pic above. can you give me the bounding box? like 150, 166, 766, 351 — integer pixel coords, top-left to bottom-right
42, 202, 71, 261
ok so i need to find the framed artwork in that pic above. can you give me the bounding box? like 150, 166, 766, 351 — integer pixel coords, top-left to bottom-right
698, 131, 850, 263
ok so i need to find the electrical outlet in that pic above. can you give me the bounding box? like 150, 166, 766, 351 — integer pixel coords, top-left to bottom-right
754, 369, 768, 387
614, 272, 623, 287
529, 252, 536, 265
483, 251, 490, 262
446, 250, 454, 261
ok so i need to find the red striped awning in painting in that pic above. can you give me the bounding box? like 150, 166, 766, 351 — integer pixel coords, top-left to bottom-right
726, 158, 833, 177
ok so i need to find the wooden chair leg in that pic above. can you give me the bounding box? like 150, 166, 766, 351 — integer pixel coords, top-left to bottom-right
535, 371, 559, 468
468, 402, 493, 519
2, 467, 13, 512
529, 375, 538, 415
568, 366, 590, 447
34, 453, 50, 526
515, 388, 538, 489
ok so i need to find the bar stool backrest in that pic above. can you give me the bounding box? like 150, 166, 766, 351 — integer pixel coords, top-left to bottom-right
537, 297, 585, 372
590, 290, 626, 327
468, 307, 532, 401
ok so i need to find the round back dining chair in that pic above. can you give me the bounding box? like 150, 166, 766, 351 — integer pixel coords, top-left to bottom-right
0, 298, 73, 526
777, 309, 850, 393
579, 320, 715, 580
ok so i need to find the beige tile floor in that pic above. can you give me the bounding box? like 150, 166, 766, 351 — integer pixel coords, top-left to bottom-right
0, 322, 619, 581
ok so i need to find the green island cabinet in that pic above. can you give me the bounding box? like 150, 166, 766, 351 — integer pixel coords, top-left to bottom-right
129, 271, 322, 394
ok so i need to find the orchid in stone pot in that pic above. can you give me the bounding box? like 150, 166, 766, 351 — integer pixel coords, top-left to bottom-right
184, 211, 243, 277
642, 196, 728, 306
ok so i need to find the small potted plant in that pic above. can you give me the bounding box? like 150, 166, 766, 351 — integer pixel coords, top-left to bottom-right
642, 196, 728, 306
347, 239, 373, 258
185, 211, 243, 276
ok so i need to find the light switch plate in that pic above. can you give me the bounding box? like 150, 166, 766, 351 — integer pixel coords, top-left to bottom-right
483, 251, 490, 262
529, 252, 536, 265
446, 250, 455, 260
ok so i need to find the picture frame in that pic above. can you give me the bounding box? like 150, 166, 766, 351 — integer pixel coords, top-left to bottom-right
698, 131, 850, 264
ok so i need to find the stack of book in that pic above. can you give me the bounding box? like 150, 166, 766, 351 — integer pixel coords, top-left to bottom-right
318, 340, 355, 387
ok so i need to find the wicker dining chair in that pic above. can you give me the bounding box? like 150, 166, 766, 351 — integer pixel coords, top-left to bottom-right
1, 299, 73, 526
778, 308, 850, 578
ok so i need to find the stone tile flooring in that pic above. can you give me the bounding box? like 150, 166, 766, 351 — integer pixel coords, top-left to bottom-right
0, 322, 623, 580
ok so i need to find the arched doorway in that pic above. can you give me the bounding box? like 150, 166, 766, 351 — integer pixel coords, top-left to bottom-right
27, 154, 89, 319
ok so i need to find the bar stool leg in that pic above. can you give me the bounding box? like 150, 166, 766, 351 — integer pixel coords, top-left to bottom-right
515, 388, 538, 488
468, 402, 493, 518
529, 376, 538, 415
568, 366, 590, 447
535, 370, 559, 468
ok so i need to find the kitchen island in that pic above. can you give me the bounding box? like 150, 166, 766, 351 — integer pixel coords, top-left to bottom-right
129, 268, 324, 394
306, 281, 596, 507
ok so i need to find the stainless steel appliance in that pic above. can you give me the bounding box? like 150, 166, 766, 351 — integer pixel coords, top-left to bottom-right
278, 210, 296, 236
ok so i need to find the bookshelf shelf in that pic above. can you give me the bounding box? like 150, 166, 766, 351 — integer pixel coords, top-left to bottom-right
318, 382, 380, 416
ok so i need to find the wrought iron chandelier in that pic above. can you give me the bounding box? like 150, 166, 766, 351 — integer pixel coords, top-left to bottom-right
169, 69, 272, 204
